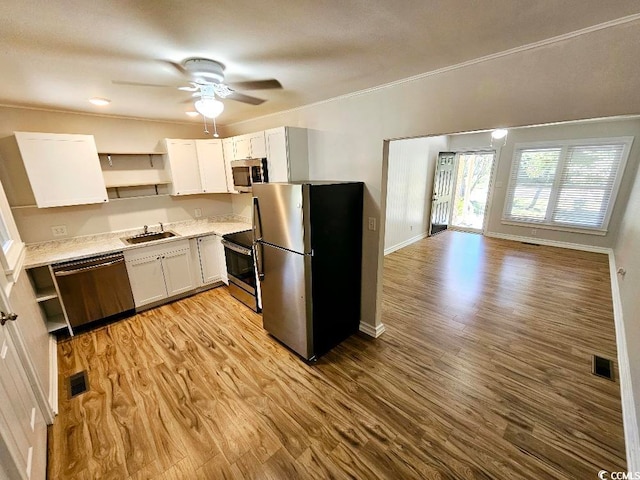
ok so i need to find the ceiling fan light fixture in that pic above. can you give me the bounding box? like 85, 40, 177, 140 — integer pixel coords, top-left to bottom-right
194, 97, 224, 119
89, 97, 111, 106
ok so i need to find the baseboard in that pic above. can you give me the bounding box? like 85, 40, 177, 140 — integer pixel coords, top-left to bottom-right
484, 231, 611, 254
359, 321, 386, 338
48, 334, 58, 417
609, 252, 640, 472
384, 232, 428, 256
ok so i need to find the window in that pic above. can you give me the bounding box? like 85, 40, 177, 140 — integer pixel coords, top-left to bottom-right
503, 137, 633, 233
0, 179, 24, 292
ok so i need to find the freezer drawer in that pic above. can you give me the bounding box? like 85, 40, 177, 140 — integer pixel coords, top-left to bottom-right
260, 243, 314, 359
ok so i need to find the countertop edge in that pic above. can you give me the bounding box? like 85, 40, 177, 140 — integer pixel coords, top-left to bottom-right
24, 221, 252, 269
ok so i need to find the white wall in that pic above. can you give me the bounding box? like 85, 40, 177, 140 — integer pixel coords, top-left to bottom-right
223, 18, 640, 333
12, 194, 232, 244
231, 193, 253, 220
0, 106, 234, 243
384, 135, 447, 254
448, 117, 640, 248
614, 154, 640, 469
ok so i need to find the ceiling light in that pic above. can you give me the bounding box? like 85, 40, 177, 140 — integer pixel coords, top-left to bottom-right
185, 111, 199, 117
89, 97, 111, 106
491, 128, 508, 139
194, 97, 224, 119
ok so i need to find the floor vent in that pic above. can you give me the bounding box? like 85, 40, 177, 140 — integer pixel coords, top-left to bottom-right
592, 355, 614, 381
67, 371, 89, 398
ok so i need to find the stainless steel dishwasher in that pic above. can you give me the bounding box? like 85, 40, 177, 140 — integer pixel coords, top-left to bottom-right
53, 252, 135, 328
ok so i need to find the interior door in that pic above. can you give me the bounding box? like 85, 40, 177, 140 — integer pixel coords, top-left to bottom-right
0, 294, 47, 480
429, 152, 456, 236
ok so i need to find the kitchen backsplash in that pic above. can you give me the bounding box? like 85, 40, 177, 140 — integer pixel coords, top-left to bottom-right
13, 193, 236, 244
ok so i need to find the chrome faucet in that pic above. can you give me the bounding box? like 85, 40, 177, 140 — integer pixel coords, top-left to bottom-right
159, 222, 164, 232
143, 225, 148, 234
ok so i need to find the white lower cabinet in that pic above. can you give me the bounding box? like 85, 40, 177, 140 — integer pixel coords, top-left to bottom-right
196, 234, 228, 285
163, 248, 195, 296
124, 240, 195, 308
125, 255, 167, 307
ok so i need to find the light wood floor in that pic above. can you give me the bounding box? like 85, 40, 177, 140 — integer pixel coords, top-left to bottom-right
48, 231, 625, 479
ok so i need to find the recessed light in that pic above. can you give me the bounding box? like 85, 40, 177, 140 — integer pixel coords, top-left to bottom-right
89, 97, 111, 106
185, 111, 199, 117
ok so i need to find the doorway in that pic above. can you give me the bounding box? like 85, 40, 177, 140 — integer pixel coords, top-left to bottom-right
450, 151, 495, 232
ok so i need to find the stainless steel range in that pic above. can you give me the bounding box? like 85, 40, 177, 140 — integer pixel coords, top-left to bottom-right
221, 230, 261, 312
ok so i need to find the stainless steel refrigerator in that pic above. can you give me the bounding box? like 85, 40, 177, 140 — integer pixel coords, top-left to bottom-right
252, 181, 363, 360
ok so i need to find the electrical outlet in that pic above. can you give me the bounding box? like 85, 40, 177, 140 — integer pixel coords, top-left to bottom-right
194, 208, 202, 218
51, 225, 67, 237
531, 228, 537, 236
368, 217, 376, 231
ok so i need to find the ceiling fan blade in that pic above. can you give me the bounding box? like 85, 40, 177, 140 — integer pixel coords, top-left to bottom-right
112, 80, 182, 88
227, 79, 282, 90
227, 92, 266, 105
160, 60, 189, 76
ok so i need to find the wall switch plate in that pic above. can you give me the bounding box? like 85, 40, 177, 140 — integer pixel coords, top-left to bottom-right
51, 225, 67, 237
194, 208, 202, 218
368, 217, 376, 231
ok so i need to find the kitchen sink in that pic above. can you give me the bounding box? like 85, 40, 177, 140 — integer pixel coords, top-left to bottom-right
122, 231, 178, 245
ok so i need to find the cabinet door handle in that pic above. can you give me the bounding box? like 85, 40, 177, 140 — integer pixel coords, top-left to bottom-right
0, 311, 18, 326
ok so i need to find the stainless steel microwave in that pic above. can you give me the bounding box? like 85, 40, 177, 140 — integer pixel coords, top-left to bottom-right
230, 158, 268, 193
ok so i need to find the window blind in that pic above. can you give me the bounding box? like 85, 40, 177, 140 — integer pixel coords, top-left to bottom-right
504, 139, 631, 232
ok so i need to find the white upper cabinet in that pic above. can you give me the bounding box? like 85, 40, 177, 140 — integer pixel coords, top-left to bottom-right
222, 138, 238, 193
165, 138, 228, 195
233, 132, 266, 160
14, 132, 108, 208
195, 139, 228, 193
265, 127, 309, 183
165, 139, 202, 195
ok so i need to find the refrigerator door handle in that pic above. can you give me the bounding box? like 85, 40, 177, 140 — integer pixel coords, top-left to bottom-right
255, 242, 265, 280
252, 196, 263, 243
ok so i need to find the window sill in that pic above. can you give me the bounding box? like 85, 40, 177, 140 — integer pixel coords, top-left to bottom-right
501, 220, 607, 236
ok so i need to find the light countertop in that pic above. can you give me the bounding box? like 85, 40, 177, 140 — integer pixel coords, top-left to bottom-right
24, 216, 252, 268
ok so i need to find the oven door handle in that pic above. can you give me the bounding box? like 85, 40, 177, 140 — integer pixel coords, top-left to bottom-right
220, 240, 252, 256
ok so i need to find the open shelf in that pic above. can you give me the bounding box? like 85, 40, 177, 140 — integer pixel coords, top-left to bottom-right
27, 266, 73, 336
35, 286, 58, 303
105, 180, 171, 188
98, 152, 166, 156
46, 314, 68, 333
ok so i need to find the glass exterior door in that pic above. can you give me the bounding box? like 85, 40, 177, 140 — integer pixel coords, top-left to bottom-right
450, 152, 495, 231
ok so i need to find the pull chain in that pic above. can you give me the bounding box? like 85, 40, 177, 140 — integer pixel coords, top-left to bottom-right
203, 115, 209, 134
213, 117, 219, 138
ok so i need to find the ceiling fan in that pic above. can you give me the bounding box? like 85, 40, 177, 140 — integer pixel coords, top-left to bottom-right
113, 58, 282, 118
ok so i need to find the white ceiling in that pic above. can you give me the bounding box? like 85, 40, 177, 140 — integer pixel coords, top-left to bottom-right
2, 1, 640, 126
